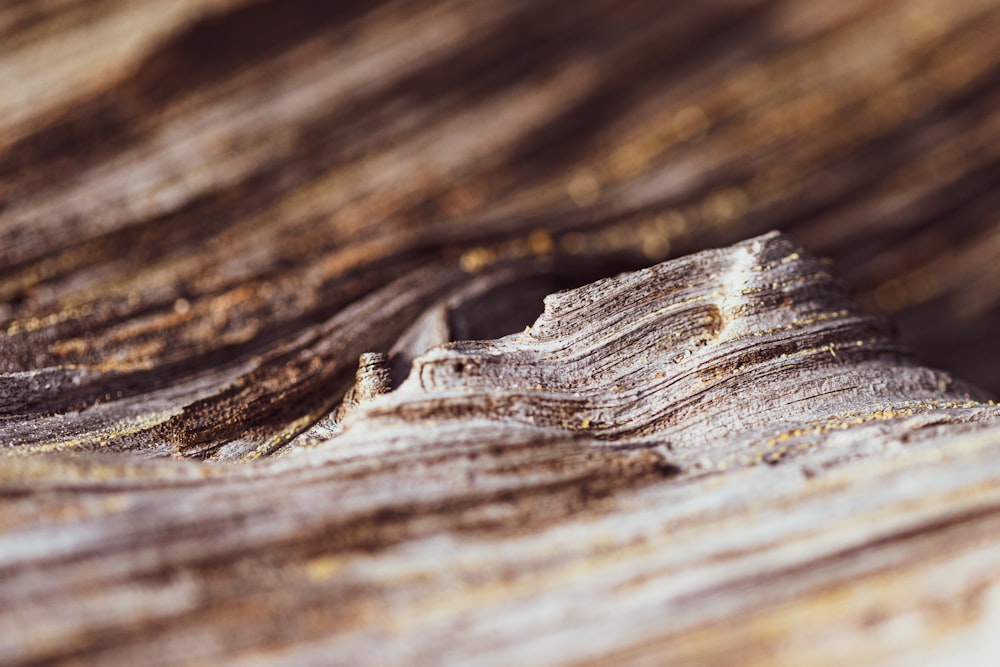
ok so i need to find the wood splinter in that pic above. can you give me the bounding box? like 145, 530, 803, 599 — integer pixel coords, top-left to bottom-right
336, 351, 392, 422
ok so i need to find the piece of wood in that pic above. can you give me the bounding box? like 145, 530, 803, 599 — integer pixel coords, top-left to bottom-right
3, 1, 1000, 665
3, 233, 1000, 665
3, 0, 1000, 461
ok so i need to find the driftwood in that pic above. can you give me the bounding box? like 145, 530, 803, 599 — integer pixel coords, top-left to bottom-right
3, 233, 1000, 665
2, 1, 1000, 665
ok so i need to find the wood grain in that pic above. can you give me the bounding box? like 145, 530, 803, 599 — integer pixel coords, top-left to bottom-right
2, 1, 1000, 665
3, 233, 1000, 665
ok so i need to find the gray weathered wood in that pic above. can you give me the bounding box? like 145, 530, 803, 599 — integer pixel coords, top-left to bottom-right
3, 1, 1000, 664
3, 234, 1000, 665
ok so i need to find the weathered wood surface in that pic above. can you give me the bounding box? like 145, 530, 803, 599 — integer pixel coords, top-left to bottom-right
2, 1, 1000, 665
3, 233, 1000, 665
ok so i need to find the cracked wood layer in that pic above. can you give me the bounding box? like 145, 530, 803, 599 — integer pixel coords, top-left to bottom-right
2, 233, 1000, 666
3, 0, 1000, 462
3, 0, 1000, 664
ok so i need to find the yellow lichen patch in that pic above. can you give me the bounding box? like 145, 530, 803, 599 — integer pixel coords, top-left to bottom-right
241, 414, 318, 461
305, 555, 345, 582
91, 339, 166, 372
50, 337, 91, 358
760, 397, 994, 453
527, 229, 554, 255
8, 409, 181, 457
13, 304, 93, 336
459, 229, 554, 274
459, 247, 497, 273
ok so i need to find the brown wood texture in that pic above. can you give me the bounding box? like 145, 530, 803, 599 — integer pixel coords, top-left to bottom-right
2, 1, 1000, 665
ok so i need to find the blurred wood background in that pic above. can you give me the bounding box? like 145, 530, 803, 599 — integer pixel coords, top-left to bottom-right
1, 0, 1000, 665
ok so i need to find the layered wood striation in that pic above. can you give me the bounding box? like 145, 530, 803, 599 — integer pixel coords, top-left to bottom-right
3, 1, 1000, 665
337, 233, 1000, 482
3, 0, 1000, 463
348, 234, 993, 466
3, 235, 999, 665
